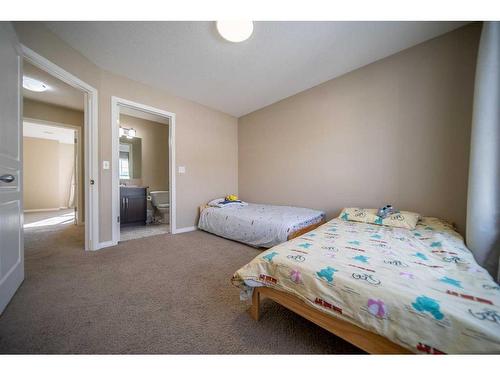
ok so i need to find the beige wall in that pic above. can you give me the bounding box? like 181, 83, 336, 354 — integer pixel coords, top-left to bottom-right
23, 137, 74, 211
119, 114, 169, 192
58, 143, 75, 208
23, 98, 84, 221
14, 22, 238, 241
23, 98, 84, 126
238, 24, 481, 235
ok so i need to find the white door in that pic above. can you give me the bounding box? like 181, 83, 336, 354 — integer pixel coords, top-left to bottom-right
0, 22, 23, 314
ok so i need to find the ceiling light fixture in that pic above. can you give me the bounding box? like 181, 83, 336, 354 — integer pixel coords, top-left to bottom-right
216, 21, 253, 43
119, 126, 136, 139
23, 76, 49, 92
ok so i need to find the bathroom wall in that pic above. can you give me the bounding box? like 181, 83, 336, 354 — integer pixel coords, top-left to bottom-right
119, 114, 169, 192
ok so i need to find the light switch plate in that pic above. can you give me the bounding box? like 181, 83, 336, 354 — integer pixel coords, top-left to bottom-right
103, 160, 110, 170
178, 166, 186, 174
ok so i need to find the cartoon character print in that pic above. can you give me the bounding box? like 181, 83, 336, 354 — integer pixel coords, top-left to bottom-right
290, 269, 302, 284
483, 284, 500, 291
352, 273, 381, 285
412, 296, 444, 320
262, 251, 278, 263
442, 256, 467, 264
439, 276, 462, 289
287, 254, 306, 263
416, 343, 446, 354
353, 209, 367, 218
322, 245, 339, 252
316, 266, 338, 283
353, 255, 369, 263
413, 252, 428, 261
468, 308, 500, 324
367, 298, 388, 318
384, 259, 408, 267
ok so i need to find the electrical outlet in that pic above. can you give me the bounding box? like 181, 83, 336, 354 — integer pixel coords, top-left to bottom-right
178, 166, 186, 174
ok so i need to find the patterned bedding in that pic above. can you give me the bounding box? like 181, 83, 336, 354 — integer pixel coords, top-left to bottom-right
232, 217, 500, 353
198, 203, 325, 248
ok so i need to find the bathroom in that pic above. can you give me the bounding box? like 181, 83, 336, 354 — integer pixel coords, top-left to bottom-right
118, 106, 170, 241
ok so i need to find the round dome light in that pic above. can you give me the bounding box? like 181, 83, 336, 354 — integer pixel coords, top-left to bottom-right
216, 21, 253, 43
23, 76, 49, 92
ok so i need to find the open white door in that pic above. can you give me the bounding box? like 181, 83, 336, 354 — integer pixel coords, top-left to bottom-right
0, 22, 23, 314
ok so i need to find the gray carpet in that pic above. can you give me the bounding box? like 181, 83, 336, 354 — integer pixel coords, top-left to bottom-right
0, 224, 363, 354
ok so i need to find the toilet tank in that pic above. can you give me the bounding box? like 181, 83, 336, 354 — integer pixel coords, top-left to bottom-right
150, 191, 169, 206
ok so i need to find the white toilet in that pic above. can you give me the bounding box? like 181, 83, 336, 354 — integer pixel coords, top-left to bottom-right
150, 191, 170, 224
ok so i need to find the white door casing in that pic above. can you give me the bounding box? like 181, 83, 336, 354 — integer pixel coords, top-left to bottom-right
0, 22, 24, 314
111, 97, 176, 245
21, 45, 99, 250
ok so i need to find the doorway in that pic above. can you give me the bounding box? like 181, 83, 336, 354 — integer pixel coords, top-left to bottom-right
22, 119, 81, 231
21, 46, 99, 251
111, 97, 176, 243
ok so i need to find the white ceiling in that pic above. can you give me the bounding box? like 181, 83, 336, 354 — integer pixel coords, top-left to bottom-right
44, 21, 468, 117
24, 121, 75, 144
23, 61, 84, 110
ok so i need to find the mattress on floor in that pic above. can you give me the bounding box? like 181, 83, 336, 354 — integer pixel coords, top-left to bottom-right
232, 217, 500, 354
198, 203, 325, 248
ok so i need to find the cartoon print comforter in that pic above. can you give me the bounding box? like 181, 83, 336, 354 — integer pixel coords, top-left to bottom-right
232, 217, 500, 353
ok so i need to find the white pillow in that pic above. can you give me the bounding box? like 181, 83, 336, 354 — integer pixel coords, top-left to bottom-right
208, 198, 226, 207
207, 198, 247, 208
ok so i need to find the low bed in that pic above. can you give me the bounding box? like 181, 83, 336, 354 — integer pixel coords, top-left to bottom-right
232, 216, 500, 354
198, 203, 325, 248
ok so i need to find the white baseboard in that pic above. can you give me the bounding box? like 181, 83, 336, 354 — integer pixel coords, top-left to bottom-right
24, 208, 61, 213
96, 240, 118, 250
174, 226, 197, 234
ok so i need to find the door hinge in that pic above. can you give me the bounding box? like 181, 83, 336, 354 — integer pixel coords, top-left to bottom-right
117, 216, 120, 223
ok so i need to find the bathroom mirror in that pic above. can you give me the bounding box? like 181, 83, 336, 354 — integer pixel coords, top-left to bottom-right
119, 136, 142, 179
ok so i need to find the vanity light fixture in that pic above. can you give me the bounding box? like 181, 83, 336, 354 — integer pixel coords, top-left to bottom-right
119, 126, 136, 139
23, 76, 49, 92
216, 21, 254, 43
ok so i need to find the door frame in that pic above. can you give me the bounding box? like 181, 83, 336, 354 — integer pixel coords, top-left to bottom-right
111, 96, 176, 244
21, 45, 99, 251
22, 117, 83, 225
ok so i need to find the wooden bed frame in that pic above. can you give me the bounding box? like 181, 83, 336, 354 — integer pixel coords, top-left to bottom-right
287, 220, 324, 240
199, 204, 325, 241
249, 287, 411, 354
199, 204, 408, 353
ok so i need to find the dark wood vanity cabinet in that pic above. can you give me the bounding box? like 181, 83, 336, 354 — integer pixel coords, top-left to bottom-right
120, 187, 147, 226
